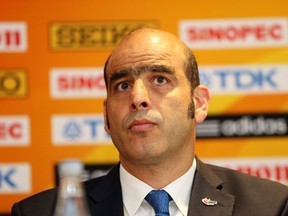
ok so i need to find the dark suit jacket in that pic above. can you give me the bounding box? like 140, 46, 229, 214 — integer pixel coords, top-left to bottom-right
11, 158, 288, 216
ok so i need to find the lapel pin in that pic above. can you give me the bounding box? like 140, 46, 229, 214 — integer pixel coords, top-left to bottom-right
202, 197, 218, 206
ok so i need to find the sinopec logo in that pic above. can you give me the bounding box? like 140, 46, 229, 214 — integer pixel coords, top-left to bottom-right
50, 21, 158, 50
0, 70, 28, 98
0, 116, 30, 146
179, 17, 288, 49
50, 68, 106, 99
0, 22, 27, 52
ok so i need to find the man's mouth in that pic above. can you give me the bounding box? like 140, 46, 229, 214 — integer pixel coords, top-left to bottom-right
129, 119, 156, 132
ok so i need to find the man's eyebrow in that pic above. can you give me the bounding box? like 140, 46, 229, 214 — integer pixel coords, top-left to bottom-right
108, 64, 175, 84
144, 65, 175, 74
109, 69, 133, 85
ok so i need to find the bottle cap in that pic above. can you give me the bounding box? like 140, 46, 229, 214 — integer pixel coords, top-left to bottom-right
58, 159, 84, 176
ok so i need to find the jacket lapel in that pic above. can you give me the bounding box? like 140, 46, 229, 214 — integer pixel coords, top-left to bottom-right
87, 164, 124, 216
85, 159, 235, 216
188, 158, 235, 216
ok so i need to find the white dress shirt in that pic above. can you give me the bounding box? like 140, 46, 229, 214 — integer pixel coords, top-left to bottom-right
120, 158, 197, 216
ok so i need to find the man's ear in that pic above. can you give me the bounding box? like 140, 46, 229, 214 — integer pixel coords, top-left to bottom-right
103, 99, 111, 135
193, 85, 210, 123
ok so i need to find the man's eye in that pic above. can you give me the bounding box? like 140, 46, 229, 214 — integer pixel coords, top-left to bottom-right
117, 82, 130, 91
153, 76, 167, 85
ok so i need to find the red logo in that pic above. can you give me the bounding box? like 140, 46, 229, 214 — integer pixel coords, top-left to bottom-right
0, 31, 21, 47
0, 123, 22, 139
187, 24, 282, 41
0, 116, 30, 146
50, 68, 106, 99
179, 18, 288, 49
236, 165, 288, 182
58, 75, 105, 91
204, 158, 288, 185
0, 22, 27, 52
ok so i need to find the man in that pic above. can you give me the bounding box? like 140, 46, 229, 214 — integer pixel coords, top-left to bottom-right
12, 28, 288, 216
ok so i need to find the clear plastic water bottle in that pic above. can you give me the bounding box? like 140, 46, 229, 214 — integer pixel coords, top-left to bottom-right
53, 159, 91, 216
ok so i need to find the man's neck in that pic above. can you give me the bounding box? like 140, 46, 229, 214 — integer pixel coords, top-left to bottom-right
120, 153, 194, 189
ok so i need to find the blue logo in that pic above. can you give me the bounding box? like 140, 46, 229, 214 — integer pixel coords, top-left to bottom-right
84, 119, 107, 138
60, 117, 110, 143
63, 120, 82, 140
214, 69, 277, 89
199, 66, 279, 92
0, 168, 16, 189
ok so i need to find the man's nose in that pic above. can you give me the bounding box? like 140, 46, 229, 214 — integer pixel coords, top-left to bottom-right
130, 80, 151, 111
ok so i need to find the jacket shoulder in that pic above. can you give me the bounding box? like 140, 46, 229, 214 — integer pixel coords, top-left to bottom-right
206, 163, 288, 215
208, 163, 288, 191
11, 178, 104, 216
11, 165, 120, 216
11, 188, 56, 216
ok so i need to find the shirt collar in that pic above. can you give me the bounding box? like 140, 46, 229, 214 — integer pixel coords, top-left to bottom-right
120, 158, 197, 216
164, 158, 197, 215
120, 164, 153, 216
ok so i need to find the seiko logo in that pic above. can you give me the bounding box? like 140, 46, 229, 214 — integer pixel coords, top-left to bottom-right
50, 21, 158, 50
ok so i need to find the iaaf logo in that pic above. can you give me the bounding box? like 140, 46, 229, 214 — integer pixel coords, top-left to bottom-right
204, 158, 288, 185
51, 114, 111, 145
50, 68, 106, 99
0, 22, 27, 52
0, 163, 31, 194
0, 116, 30, 146
199, 64, 288, 95
197, 113, 288, 138
179, 17, 288, 49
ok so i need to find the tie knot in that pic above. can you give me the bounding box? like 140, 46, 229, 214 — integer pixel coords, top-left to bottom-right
145, 190, 171, 216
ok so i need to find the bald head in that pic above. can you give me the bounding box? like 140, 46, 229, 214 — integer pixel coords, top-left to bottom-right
109, 28, 185, 71
104, 28, 199, 103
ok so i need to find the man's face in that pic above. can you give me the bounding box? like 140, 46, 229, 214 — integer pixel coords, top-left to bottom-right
104, 30, 197, 166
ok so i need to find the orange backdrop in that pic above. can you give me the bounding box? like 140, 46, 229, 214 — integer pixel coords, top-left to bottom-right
1, 0, 288, 214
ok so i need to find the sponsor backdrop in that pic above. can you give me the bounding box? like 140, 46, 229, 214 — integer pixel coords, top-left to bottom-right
0, 0, 288, 214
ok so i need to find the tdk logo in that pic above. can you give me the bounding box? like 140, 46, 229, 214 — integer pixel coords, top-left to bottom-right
0, 163, 31, 194
51, 115, 111, 145
199, 65, 288, 95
